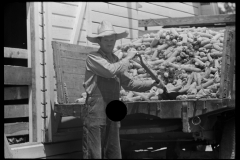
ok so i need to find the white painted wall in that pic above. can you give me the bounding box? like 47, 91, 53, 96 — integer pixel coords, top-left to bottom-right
47, 2, 200, 47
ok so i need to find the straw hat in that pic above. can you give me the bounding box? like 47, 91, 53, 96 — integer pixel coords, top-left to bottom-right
86, 21, 129, 43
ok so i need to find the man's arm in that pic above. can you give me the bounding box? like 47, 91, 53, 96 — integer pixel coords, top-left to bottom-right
119, 71, 155, 92
86, 52, 129, 78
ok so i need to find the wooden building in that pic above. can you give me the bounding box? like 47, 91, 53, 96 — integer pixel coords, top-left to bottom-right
4, 2, 211, 158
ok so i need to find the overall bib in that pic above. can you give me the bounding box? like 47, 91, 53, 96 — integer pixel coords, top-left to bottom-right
82, 75, 122, 159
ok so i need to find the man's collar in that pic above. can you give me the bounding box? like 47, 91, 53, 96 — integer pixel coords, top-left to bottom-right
98, 48, 113, 58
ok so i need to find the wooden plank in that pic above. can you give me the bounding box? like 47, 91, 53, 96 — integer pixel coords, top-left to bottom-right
26, 2, 32, 141
50, 2, 78, 17
60, 49, 89, 61
66, 88, 84, 98
4, 122, 29, 136
120, 125, 180, 135
139, 14, 235, 27
107, 2, 137, 10
77, 28, 87, 43
54, 104, 84, 117
158, 101, 182, 118
149, 2, 197, 15
4, 105, 29, 118
60, 58, 86, 68
59, 117, 83, 129
182, 2, 199, 8
138, 2, 194, 18
29, 2, 43, 142
229, 28, 235, 99
4, 66, 32, 85
10, 140, 82, 158
61, 66, 86, 76
137, 11, 167, 20
71, 2, 87, 44
4, 47, 28, 59
59, 2, 79, 7
62, 79, 84, 94
51, 14, 75, 29
52, 41, 98, 53
51, 26, 72, 41
4, 86, 29, 100
91, 2, 138, 20
52, 41, 97, 104
219, 27, 234, 99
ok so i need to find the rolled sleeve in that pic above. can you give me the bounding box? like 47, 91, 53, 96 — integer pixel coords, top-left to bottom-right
86, 52, 130, 78
120, 71, 154, 92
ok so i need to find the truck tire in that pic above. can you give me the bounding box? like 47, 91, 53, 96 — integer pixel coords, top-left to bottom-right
219, 118, 235, 159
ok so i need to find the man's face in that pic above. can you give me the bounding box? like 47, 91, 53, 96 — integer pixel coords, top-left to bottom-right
99, 34, 116, 54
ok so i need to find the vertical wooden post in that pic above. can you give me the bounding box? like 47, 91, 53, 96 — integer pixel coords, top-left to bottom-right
44, 2, 55, 142
29, 2, 43, 142
27, 2, 33, 143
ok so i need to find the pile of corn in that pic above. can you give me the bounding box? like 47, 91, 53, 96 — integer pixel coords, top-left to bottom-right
113, 27, 225, 102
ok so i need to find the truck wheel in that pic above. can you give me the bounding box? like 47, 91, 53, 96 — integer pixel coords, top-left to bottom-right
219, 118, 235, 159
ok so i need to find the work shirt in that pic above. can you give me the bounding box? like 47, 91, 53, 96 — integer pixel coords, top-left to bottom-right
82, 48, 154, 125
83, 48, 154, 95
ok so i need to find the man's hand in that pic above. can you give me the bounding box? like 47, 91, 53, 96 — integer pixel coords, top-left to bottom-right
124, 50, 138, 60
152, 80, 166, 90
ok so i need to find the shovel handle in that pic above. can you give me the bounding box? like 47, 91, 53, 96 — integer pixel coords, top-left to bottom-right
136, 53, 165, 88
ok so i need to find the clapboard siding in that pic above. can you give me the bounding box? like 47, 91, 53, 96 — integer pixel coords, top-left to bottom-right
57, 2, 79, 7
137, 2, 200, 31
49, 2, 201, 44
89, 2, 139, 47
149, 2, 197, 15
48, 2, 200, 43
107, 2, 138, 9
182, 2, 199, 8
91, 2, 138, 20
50, 2, 78, 17
138, 2, 195, 18
91, 11, 138, 30
51, 14, 75, 29
51, 27, 72, 41
49, 2, 79, 42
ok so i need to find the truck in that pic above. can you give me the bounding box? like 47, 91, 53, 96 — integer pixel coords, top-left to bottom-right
53, 14, 235, 159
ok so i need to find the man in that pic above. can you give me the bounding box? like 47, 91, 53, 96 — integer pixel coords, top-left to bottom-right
82, 21, 162, 159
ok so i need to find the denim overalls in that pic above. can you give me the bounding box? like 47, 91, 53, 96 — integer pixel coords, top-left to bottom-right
82, 75, 122, 159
